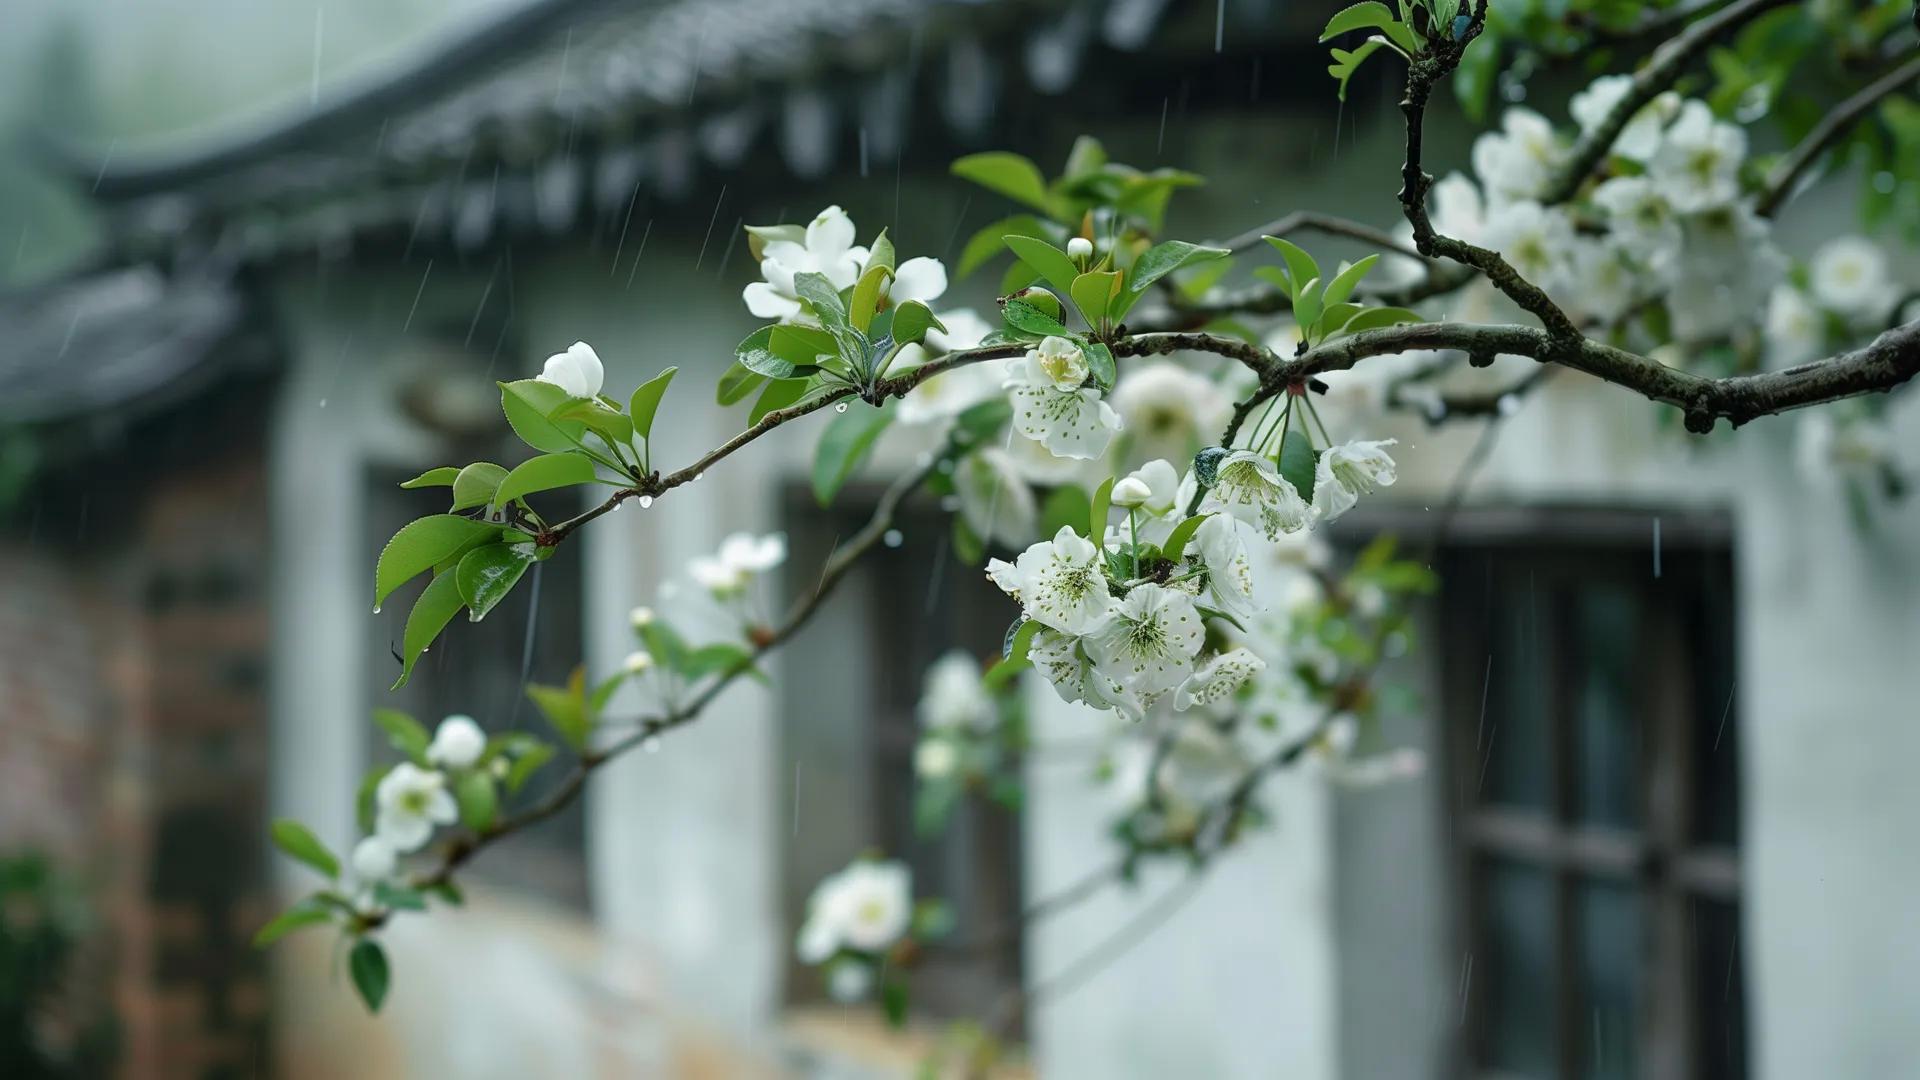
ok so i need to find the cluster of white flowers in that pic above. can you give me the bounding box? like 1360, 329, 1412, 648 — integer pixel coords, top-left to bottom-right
350, 715, 494, 892
1765, 236, 1905, 368
912, 650, 1001, 782
688, 531, 786, 597
742, 206, 949, 325
795, 858, 914, 1001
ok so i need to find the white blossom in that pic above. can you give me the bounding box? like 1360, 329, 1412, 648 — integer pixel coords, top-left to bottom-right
955, 447, 1037, 548
1028, 626, 1150, 721
1202, 450, 1314, 540
1192, 513, 1255, 615
374, 763, 457, 853
1810, 236, 1896, 324
718, 532, 787, 574
1006, 526, 1114, 634
1648, 101, 1746, 213
1564, 239, 1645, 325
426, 714, 487, 770
1083, 584, 1204, 694
351, 835, 398, 884
916, 650, 997, 732
1471, 108, 1566, 203
1429, 172, 1486, 244
1313, 439, 1398, 523
537, 341, 605, 399
1174, 647, 1267, 711
1110, 363, 1232, 466
628, 606, 655, 629
1764, 284, 1825, 368
1481, 200, 1573, 290
914, 738, 959, 780
744, 206, 868, 322
886, 256, 949, 308
623, 650, 654, 674
1005, 341, 1122, 460
1796, 411, 1894, 483
1570, 75, 1680, 162
1067, 236, 1095, 260
1110, 475, 1153, 509
688, 555, 747, 596
798, 860, 913, 959
1592, 177, 1681, 269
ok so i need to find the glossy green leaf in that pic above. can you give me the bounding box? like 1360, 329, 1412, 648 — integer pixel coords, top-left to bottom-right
628, 366, 678, 444
349, 940, 390, 1013
1322, 2, 1395, 40
1161, 514, 1211, 564
492, 452, 599, 512
1002, 297, 1072, 338
372, 708, 430, 764
551, 398, 634, 449
526, 678, 591, 750
252, 900, 332, 947
1328, 38, 1389, 102
1126, 241, 1231, 297
454, 771, 497, 831
270, 819, 340, 879
374, 515, 498, 610
891, 300, 945, 346
716, 360, 766, 406
1004, 235, 1081, 295
393, 570, 465, 690
446, 462, 506, 512
456, 544, 534, 621
750, 377, 813, 425
849, 263, 892, 332
1294, 277, 1325, 338
951, 151, 1054, 213
399, 467, 460, 490
958, 214, 1051, 277
867, 227, 896, 272
811, 401, 896, 506
500, 379, 588, 454
372, 883, 427, 912
1321, 253, 1381, 310
504, 743, 555, 794
1080, 341, 1117, 391
1278, 428, 1318, 503
1262, 237, 1321, 299
1071, 270, 1121, 327
793, 272, 848, 326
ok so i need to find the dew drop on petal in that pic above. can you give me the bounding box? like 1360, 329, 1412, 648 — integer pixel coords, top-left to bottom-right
884, 529, 904, 548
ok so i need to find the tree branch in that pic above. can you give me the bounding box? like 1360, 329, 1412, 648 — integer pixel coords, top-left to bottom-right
1758, 48, 1920, 217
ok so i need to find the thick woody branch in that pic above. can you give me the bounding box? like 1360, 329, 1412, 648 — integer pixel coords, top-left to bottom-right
1758, 48, 1920, 217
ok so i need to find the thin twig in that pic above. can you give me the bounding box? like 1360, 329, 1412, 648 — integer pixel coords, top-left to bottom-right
1758, 48, 1920, 217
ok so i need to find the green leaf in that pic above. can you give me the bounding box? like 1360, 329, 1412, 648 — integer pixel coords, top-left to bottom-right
1039, 484, 1092, 539
1088, 476, 1115, 540
958, 214, 1051, 277
812, 401, 896, 506
849, 263, 892, 332
1317, 303, 1364, 340
891, 301, 945, 346
349, 940, 390, 1013
750, 377, 812, 425
399, 467, 460, 490
881, 977, 910, 1028
355, 766, 383, 832
393, 570, 465, 690
1321, 254, 1381, 310
551, 398, 634, 449
270, 819, 340, 879
454, 771, 498, 831
1071, 270, 1121, 328
500, 379, 588, 454
492, 452, 599, 512
793, 272, 848, 326
504, 743, 555, 794
736, 326, 814, 381
1278, 428, 1318, 503
1002, 297, 1072, 338
1321, 1, 1396, 40
628, 366, 678, 444
681, 642, 759, 681
1126, 241, 1231, 297
716, 361, 767, 406
1338, 306, 1424, 337
1294, 277, 1325, 338
372, 883, 427, 912
1080, 340, 1117, 391
867, 228, 896, 272
526, 681, 591, 750
253, 900, 333, 947
1328, 38, 1389, 103
1004, 235, 1081, 295
1113, 169, 1206, 229
374, 515, 499, 610
1062, 134, 1108, 178
455, 544, 534, 621
1262, 237, 1321, 299
951, 151, 1054, 213
999, 259, 1040, 297
448, 462, 508, 512
1161, 514, 1211, 564
372, 708, 430, 764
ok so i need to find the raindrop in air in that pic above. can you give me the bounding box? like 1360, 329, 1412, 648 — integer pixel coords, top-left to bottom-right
638, 495, 654, 508
644, 736, 662, 753
884, 529, 904, 548
835, 402, 849, 413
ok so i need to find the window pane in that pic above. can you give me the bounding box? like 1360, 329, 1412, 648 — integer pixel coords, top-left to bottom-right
1687, 554, 1740, 848
1579, 879, 1641, 1080
1693, 897, 1749, 1080
1573, 585, 1640, 829
1485, 572, 1551, 813
1483, 859, 1557, 1077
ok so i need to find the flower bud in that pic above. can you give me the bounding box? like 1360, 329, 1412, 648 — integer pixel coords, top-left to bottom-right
1109, 476, 1153, 509
624, 650, 655, 674
351, 835, 398, 883
629, 606, 655, 629
426, 715, 487, 770
1066, 236, 1094, 260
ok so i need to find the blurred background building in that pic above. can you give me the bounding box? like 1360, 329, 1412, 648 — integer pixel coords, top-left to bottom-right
0, 0, 1916, 1077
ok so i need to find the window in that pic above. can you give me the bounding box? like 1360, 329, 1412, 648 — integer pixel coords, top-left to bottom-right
1440, 513, 1743, 1080
364, 463, 590, 909
779, 483, 1025, 1027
